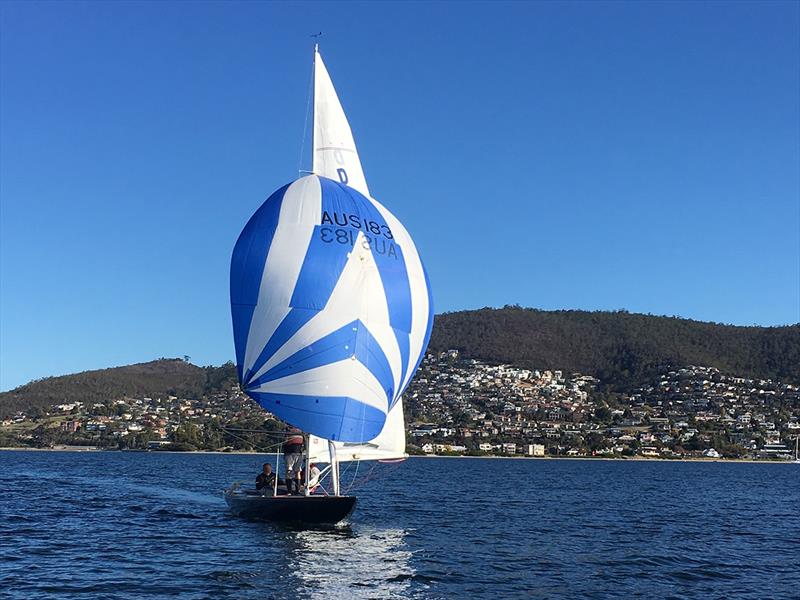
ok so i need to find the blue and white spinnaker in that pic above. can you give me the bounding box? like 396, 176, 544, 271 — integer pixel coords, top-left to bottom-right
230, 49, 432, 444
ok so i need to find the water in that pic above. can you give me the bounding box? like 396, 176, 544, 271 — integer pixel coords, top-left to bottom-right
1, 451, 798, 599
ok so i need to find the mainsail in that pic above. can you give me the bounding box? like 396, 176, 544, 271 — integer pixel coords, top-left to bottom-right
312, 47, 369, 197
308, 398, 407, 463
230, 48, 433, 457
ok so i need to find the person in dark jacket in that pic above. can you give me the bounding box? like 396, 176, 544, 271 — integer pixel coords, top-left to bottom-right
283, 430, 304, 495
255, 463, 277, 495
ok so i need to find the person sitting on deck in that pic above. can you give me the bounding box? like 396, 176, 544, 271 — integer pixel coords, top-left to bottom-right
283, 429, 304, 495
255, 463, 277, 496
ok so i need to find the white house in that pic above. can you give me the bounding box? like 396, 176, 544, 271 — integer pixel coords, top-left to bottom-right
525, 444, 545, 456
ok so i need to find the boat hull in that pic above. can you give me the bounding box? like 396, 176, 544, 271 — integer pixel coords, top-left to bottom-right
225, 492, 356, 524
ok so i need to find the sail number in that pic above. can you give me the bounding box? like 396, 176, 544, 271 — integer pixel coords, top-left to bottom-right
321, 211, 393, 239
318, 211, 398, 258
319, 228, 399, 259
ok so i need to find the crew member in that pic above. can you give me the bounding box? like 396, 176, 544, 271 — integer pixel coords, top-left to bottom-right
283, 429, 304, 495
255, 463, 277, 496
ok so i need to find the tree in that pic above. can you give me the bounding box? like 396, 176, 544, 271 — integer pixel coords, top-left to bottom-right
586, 432, 605, 452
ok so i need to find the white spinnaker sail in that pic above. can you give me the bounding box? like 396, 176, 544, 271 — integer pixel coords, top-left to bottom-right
313, 48, 370, 197
308, 397, 407, 463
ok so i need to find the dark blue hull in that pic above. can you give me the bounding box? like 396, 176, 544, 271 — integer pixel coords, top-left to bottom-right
225, 492, 357, 524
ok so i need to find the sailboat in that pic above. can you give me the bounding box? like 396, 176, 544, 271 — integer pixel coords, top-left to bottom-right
224, 47, 433, 523
794, 436, 800, 464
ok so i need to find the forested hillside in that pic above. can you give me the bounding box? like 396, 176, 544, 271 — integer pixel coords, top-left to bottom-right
2, 307, 798, 417
429, 307, 800, 385
0, 359, 238, 418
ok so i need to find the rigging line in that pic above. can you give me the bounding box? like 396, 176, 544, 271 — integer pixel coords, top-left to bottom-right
349, 459, 403, 491
221, 428, 302, 439
338, 459, 355, 491
313, 465, 333, 496
297, 52, 315, 177
345, 459, 361, 495
221, 428, 283, 453
346, 461, 378, 493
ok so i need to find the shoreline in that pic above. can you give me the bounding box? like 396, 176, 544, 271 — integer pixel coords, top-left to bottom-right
0, 446, 266, 456
0, 446, 794, 464
406, 454, 793, 464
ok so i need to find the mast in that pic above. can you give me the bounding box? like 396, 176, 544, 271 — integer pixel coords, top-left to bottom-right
274, 452, 280, 496
304, 433, 311, 495
329, 439, 340, 496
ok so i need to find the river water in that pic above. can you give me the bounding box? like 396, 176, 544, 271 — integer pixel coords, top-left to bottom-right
1, 450, 798, 599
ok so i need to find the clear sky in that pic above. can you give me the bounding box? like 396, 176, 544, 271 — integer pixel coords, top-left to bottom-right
1, 1, 798, 391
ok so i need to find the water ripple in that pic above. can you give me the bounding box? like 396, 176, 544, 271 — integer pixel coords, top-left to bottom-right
1, 452, 799, 599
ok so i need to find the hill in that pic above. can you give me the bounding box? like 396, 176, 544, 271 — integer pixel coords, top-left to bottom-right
429, 307, 800, 385
0, 359, 238, 418
2, 308, 798, 417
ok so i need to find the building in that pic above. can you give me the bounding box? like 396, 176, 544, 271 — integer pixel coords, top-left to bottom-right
759, 443, 791, 459
60, 421, 80, 433
525, 444, 545, 456
147, 440, 171, 450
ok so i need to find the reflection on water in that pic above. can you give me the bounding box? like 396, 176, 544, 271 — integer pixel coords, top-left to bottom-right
206, 517, 420, 599
287, 526, 415, 599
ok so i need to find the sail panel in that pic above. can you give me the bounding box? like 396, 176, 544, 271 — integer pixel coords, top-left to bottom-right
308, 397, 407, 463
233, 177, 323, 382
313, 50, 370, 197
246, 178, 408, 393
249, 391, 386, 443
230, 182, 291, 381
230, 175, 432, 443
369, 195, 434, 394
251, 359, 388, 413
248, 319, 395, 402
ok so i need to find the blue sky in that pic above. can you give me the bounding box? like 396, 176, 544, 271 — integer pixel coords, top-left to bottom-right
1, 1, 798, 390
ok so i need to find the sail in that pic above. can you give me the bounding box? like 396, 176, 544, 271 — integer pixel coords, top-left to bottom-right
230, 49, 432, 444
313, 48, 370, 197
230, 176, 433, 443
308, 397, 407, 463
